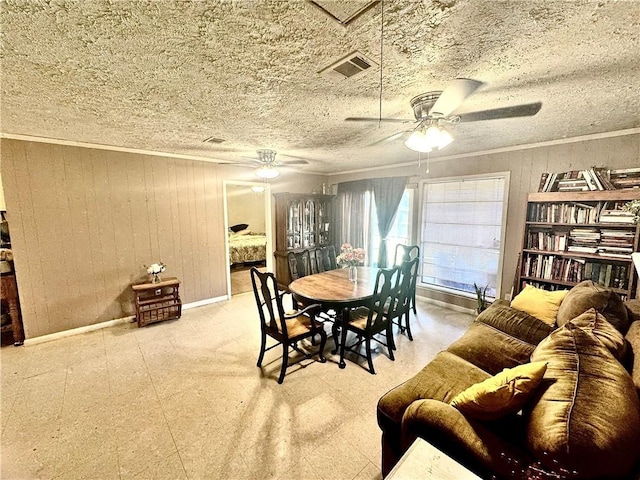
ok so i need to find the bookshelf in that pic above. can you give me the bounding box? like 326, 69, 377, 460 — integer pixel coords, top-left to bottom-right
516, 190, 640, 300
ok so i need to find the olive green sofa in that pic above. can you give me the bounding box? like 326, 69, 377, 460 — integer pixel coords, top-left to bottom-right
377, 281, 640, 480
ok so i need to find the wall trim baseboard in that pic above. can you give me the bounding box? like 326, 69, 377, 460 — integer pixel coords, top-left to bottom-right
21, 295, 229, 346
183, 295, 228, 310
23, 316, 135, 346
417, 294, 476, 315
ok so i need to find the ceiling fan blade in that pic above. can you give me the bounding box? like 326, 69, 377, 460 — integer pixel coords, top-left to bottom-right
345, 117, 414, 123
429, 78, 484, 117
239, 156, 265, 164
367, 130, 409, 146
279, 159, 308, 165
457, 102, 542, 122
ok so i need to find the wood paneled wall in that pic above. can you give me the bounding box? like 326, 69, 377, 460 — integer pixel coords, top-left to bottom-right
331, 132, 640, 309
0, 139, 325, 338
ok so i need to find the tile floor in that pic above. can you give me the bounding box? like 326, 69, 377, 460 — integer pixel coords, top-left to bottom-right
0, 293, 473, 480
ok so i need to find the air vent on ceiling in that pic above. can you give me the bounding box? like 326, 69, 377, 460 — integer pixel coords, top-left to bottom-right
319, 50, 378, 79
203, 136, 225, 144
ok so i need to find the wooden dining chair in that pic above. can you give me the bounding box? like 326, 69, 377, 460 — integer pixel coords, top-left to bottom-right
390, 257, 420, 342
316, 245, 338, 272
393, 244, 420, 314
250, 268, 327, 384
287, 250, 313, 281
339, 267, 399, 374
288, 249, 338, 329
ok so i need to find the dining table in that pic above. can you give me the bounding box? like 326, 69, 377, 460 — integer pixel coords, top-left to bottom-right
288, 266, 380, 369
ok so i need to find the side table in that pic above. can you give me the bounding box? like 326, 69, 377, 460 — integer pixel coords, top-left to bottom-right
131, 277, 182, 327
385, 437, 481, 480
1, 272, 24, 345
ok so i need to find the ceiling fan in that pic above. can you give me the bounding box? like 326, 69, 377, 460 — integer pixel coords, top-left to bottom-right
241, 149, 309, 179
346, 78, 542, 152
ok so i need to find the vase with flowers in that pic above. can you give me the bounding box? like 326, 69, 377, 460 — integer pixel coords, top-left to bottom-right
146, 262, 166, 283
336, 243, 366, 282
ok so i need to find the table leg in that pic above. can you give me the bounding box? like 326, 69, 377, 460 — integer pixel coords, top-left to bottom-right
338, 306, 349, 369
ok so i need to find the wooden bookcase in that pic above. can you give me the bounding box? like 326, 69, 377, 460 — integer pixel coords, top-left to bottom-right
516, 190, 640, 300
273, 193, 334, 286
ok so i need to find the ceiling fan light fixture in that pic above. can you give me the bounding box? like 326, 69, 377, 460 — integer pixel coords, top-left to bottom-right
404, 130, 432, 153
405, 124, 453, 152
251, 185, 265, 193
255, 165, 280, 179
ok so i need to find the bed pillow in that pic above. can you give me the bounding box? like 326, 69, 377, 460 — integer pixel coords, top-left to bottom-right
510, 285, 569, 326
230, 223, 249, 233
235, 229, 251, 235
450, 361, 547, 421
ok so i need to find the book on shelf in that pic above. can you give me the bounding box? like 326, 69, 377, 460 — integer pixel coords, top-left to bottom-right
536, 167, 640, 192
608, 168, 640, 189
538, 172, 549, 192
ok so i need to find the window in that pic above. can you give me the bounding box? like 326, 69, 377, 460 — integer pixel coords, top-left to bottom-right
369, 189, 413, 267
420, 175, 508, 298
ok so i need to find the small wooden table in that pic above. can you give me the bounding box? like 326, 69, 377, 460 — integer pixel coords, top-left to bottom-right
385, 438, 482, 480
131, 277, 182, 327
289, 267, 379, 369
1, 272, 24, 345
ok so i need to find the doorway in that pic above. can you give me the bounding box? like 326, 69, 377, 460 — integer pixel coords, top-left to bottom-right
223, 181, 272, 297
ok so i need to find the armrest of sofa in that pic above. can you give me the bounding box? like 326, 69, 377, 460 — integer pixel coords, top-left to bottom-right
401, 399, 534, 480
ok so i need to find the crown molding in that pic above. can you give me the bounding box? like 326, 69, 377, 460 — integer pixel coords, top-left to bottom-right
328, 127, 640, 176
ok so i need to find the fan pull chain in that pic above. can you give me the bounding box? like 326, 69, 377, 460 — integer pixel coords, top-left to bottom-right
426, 151, 430, 174
378, 0, 384, 128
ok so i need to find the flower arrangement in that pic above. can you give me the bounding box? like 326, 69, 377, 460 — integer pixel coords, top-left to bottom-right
623, 200, 640, 224
336, 243, 366, 267
146, 262, 166, 283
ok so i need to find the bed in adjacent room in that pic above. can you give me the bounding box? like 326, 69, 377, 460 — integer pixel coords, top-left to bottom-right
228, 230, 267, 266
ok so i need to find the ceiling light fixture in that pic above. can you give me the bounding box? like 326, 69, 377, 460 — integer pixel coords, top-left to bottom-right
251, 185, 265, 193
255, 164, 280, 179
254, 149, 280, 179
404, 121, 453, 153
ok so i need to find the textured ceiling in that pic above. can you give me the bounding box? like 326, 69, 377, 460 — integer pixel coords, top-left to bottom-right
1, 0, 639, 174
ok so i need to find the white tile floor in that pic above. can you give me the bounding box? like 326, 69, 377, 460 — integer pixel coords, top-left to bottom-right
0, 293, 473, 480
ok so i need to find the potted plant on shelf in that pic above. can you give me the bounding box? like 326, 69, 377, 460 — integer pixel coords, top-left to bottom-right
473, 282, 489, 314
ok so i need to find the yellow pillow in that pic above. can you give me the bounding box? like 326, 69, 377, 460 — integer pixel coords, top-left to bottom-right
450, 361, 548, 421
510, 285, 569, 326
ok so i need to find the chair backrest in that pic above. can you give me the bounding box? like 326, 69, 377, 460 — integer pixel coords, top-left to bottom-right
287, 250, 313, 281
250, 268, 288, 337
365, 267, 401, 333
394, 244, 420, 266
395, 257, 419, 312
316, 245, 337, 272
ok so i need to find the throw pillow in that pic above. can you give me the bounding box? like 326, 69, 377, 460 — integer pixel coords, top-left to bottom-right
510, 285, 569, 326
450, 361, 548, 421
569, 308, 627, 361
556, 280, 630, 334
527, 322, 640, 478
230, 223, 249, 233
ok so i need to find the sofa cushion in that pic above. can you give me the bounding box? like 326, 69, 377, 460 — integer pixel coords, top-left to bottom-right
527, 322, 640, 478
556, 280, 630, 333
511, 285, 569, 326
450, 361, 547, 421
569, 308, 627, 361
447, 321, 538, 375
475, 300, 554, 345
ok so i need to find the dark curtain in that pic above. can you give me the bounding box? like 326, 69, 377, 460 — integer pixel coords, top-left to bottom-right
334, 180, 370, 254
372, 176, 408, 267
